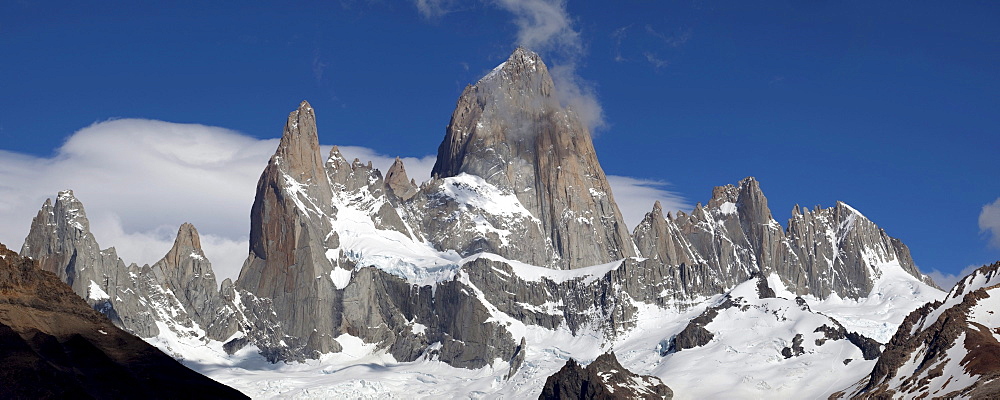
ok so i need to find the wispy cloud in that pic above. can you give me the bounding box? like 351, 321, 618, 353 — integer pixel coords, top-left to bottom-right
312, 48, 328, 84
414, 0, 459, 18
611, 25, 631, 62
643, 52, 669, 70
412, 0, 606, 132
611, 23, 691, 70
980, 197, 1000, 247
606, 176, 690, 230
645, 24, 691, 48
924, 264, 981, 290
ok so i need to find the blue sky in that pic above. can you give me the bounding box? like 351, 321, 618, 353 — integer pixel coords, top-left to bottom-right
1, 1, 998, 285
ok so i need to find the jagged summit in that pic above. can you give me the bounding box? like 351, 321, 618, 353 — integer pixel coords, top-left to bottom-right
385, 157, 417, 200
431, 47, 635, 269
172, 223, 202, 253
273, 100, 327, 184
476, 47, 553, 95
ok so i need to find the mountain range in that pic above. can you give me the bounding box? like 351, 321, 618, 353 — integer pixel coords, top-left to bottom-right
8, 48, 998, 399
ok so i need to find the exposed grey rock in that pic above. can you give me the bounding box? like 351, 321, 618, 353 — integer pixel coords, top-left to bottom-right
384, 157, 418, 201
539, 352, 673, 400
338, 265, 519, 369
326, 147, 413, 239
404, 175, 555, 265
431, 47, 635, 270
237, 100, 342, 358
20, 190, 159, 337
633, 177, 934, 300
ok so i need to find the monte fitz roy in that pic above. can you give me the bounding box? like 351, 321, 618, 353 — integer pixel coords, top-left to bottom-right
7, 48, 998, 398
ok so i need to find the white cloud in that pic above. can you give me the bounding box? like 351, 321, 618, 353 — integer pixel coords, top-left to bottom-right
924, 264, 981, 290
606, 176, 690, 230
493, 0, 605, 132
414, 0, 459, 18
979, 197, 1000, 247
0, 119, 276, 283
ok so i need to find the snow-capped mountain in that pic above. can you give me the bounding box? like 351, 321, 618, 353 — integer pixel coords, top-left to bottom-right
17, 47, 963, 398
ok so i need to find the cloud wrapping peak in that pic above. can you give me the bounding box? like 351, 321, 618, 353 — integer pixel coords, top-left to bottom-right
413, 0, 605, 131
493, 0, 605, 131
496, 0, 580, 56
980, 197, 1000, 247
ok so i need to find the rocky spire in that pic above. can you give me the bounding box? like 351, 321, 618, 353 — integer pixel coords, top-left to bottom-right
385, 157, 417, 200
237, 100, 342, 357
20, 190, 125, 303
148, 223, 225, 334
430, 47, 635, 269
632, 201, 699, 267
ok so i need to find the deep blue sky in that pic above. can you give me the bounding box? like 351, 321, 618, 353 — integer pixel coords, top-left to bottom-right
1, 1, 998, 280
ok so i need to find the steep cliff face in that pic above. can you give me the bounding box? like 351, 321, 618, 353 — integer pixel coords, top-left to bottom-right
839, 261, 1000, 399
19, 191, 248, 347
237, 100, 342, 357
0, 242, 247, 399
20, 190, 161, 337
632, 177, 934, 300
431, 48, 635, 269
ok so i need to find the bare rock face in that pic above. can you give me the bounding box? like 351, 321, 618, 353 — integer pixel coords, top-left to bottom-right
632, 177, 933, 300
237, 100, 342, 357
839, 261, 1000, 399
539, 352, 673, 399
785, 201, 936, 298
431, 47, 635, 269
0, 242, 247, 399
384, 157, 418, 201
148, 223, 238, 342
20, 190, 159, 337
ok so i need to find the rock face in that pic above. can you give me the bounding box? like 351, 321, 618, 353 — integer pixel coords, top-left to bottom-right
0, 242, 246, 399
228, 101, 522, 367
431, 47, 635, 269
539, 352, 672, 399
237, 100, 343, 357
632, 177, 935, 299
839, 261, 1000, 399
20, 191, 246, 346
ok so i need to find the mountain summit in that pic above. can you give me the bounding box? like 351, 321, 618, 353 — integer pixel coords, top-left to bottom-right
432, 47, 635, 269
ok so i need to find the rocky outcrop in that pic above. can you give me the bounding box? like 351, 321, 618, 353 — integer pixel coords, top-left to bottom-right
384, 157, 418, 201
539, 352, 672, 399
431, 47, 635, 269
237, 100, 342, 357
632, 177, 934, 299
19, 191, 256, 349
0, 242, 247, 399
840, 261, 1000, 399
20, 190, 161, 337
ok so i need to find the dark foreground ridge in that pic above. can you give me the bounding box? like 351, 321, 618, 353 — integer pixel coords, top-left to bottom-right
0, 242, 247, 399
540, 352, 672, 399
